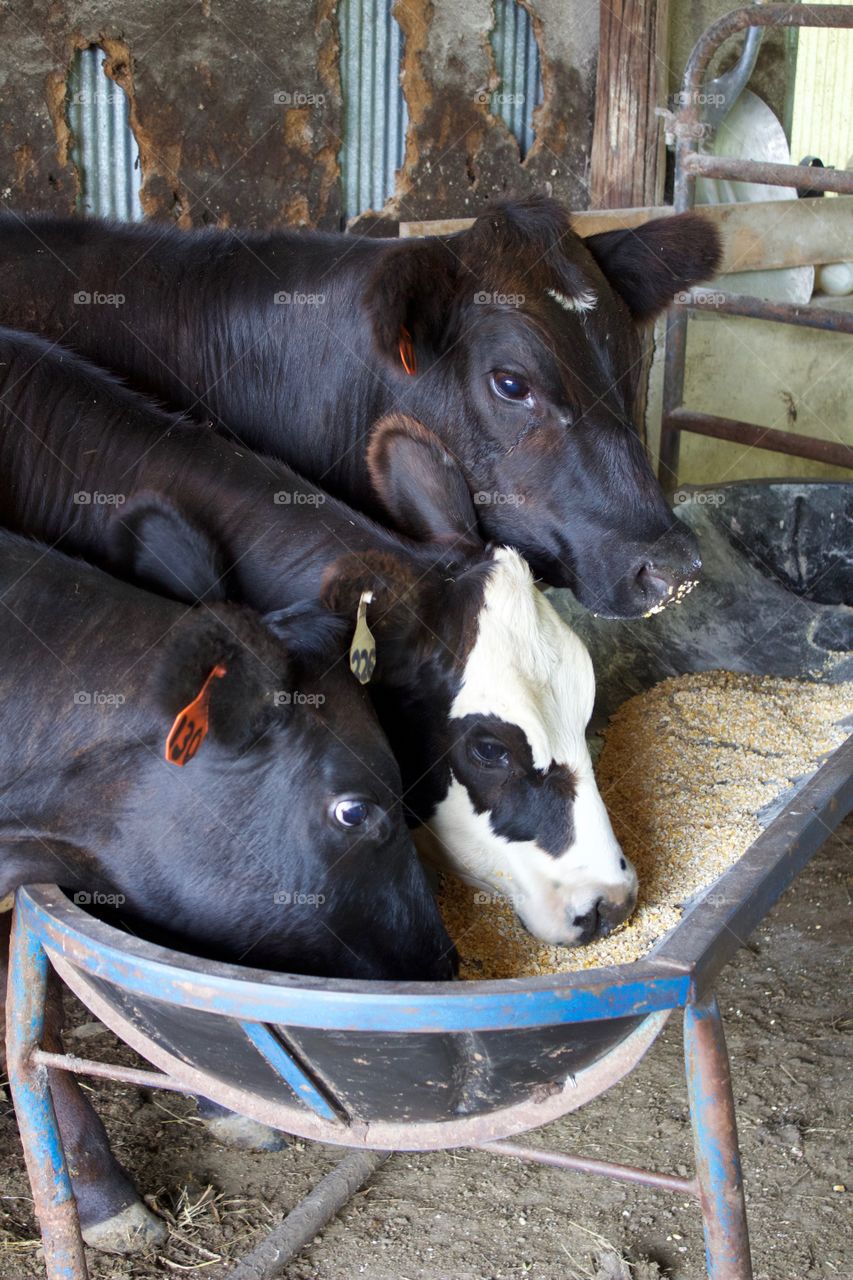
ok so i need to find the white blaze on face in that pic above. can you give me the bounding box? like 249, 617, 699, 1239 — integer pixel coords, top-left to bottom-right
414, 548, 637, 945
545, 286, 597, 315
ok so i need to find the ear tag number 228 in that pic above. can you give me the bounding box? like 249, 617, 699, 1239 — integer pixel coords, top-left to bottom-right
349, 591, 376, 685
165, 663, 227, 766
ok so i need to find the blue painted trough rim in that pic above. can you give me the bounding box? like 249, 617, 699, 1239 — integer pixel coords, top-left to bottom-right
16, 733, 852, 1033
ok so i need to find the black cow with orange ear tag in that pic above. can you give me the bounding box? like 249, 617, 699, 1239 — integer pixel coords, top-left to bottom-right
0, 528, 456, 1256
0, 531, 455, 986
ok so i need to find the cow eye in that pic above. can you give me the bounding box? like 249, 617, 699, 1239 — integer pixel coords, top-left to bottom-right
490, 371, 532, 404
332, 798, 372, 829
470, 737, 511, 769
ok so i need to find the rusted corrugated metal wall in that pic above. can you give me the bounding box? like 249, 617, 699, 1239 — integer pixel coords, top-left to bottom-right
67, 46, 142, 220
338, 0, 407, 220
0, 0, 598, 229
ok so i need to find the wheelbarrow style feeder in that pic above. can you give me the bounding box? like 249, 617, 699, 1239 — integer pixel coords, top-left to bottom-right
7, 730, 853, 1280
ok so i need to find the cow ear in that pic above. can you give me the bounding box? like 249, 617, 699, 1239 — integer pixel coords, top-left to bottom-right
367, 413, 482, 551
364, 239, 458, 371
321, 551, 430, 685
157, 612, 293, 763
110, 492, 227, 603
583, 212, 722, 322
262, 600, 348, 664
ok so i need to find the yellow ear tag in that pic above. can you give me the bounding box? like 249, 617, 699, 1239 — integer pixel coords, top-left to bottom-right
349, 590, 376, 685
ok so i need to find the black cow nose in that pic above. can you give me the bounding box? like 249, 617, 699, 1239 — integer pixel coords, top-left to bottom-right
572, 898, 605, 944
572, 896, 634, 945
634, 549, 702, 612
629, 516, 703, 614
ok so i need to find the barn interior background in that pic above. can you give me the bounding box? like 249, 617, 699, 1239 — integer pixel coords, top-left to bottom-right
0, 5, 852, 1280
1, 0, 850, 492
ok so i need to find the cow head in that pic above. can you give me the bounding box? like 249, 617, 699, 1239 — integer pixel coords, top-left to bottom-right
0, 553, 455, 982
365, 197, 721, 618
324, 417, 638, 945
146, 607, 457, 980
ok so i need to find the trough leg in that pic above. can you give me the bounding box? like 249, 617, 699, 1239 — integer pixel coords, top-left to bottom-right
5, 905, 89, 1280
684, 995, 753, 1280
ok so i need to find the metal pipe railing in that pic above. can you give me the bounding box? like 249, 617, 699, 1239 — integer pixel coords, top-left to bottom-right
682, 151, 853, 195
659, 5, 853, 486
684, 289, 853, 333
479, 1139, 699, 1196
665, 408, 853, 470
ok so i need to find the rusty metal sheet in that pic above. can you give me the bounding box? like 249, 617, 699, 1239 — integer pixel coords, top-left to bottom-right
369, 0, 597, 228
0, 0, 343, 227
1, 1, 598, 228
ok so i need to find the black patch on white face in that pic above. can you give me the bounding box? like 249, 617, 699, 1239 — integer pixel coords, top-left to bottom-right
368, 561, 492, 827
447, 714, 576, 856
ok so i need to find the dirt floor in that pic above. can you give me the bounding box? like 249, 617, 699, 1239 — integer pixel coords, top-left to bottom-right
1, 818, 850, 1280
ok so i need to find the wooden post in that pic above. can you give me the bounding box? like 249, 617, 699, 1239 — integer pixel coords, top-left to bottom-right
590, 0, 671, 444
589, 0, 670, 210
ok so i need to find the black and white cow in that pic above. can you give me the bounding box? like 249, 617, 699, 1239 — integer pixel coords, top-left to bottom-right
0, 328, 636, 944
0, 198, 721, 616
0, 527, 455, 1249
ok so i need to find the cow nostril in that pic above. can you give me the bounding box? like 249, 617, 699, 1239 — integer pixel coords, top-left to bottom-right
636, 562, 674, 604
571, 897, 605, 943
635, 556, 701, 613
571, 900, 601, 929
599, 893, 636, 937
572, 894, 635, 944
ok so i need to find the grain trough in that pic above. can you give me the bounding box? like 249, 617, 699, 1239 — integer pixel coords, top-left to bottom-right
7, 480, 853, 1280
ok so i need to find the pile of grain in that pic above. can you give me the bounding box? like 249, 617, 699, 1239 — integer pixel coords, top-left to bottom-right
437, 671, 852, 980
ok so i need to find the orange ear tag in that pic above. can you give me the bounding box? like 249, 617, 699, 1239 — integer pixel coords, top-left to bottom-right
165, 663, 227, 766
398, 325, 417, 376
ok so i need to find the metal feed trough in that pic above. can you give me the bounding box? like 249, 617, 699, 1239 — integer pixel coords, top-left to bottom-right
6, 480, 852, 1280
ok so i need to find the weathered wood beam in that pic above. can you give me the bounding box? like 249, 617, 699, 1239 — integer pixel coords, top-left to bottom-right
589, 0, 669, 209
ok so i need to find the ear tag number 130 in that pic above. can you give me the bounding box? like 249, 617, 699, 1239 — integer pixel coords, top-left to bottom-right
349, 591, 376, 685
165, 663, 227, 765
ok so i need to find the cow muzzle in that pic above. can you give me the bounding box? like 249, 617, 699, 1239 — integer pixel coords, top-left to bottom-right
609, 521, 702, 619
570, 887, 637, 946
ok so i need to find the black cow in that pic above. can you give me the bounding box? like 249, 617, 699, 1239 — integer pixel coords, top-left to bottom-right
0, 528, 454, 1248
0, 532, 455, 977
0, 197, 720, 616
0, 328, 637, 946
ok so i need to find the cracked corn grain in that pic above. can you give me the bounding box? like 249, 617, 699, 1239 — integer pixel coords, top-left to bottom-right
437, 671, 852, 980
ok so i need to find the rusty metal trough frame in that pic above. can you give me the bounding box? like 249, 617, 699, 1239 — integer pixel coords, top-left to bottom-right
660, 4, 853, 486
6, 732, 853, 1280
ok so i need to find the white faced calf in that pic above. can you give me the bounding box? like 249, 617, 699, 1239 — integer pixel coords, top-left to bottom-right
408, 549, 636, 945
332, 416, 639, 946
